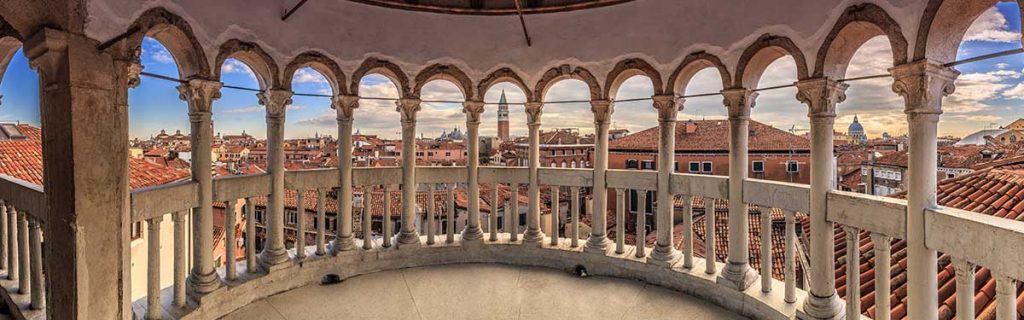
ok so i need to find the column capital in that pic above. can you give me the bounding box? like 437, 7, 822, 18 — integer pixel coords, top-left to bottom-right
994, 271, 1016, 295
950, 257, 975, 278
890, 60, 959, 117
396, 98, 422, 125
842, 226, 859, 241
795, 78, 848, 119
721, 88, 756, 119
463, 100, 486, 125
178, 78, 223, 116
258, 89, 294, 119
332, 94, 360, 122
125, 60, 144, 89
590, 99, 614, 125
24, 28, 71, 88
526, 102, 544, 126
868, 232, 891, 247
652, 94, 681, 122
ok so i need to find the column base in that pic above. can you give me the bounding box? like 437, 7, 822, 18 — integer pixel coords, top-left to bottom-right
583, 235, 612, 254
798, 291, 846, 320
716, 262, 758, 291
522, 228, 545, 245
648, 245, 681, 267
259, 247, 291, 271
461, 226, 484, 243
397, 231, 421, 247
330, 236, 358, 254
187, 270, 222, 295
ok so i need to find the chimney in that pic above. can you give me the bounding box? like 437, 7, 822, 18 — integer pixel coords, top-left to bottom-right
685, 120, 697, 134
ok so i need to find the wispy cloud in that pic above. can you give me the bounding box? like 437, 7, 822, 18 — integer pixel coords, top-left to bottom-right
292, 68, 328, 85
221, 59, 256, 78
221, 105, 303, 114
964, 7, 1020, 43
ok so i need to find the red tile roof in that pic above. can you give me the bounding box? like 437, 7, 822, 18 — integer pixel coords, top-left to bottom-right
608, 120, 809, 152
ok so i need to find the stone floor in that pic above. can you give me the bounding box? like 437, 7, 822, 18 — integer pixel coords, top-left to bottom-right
222, 263, 747, 320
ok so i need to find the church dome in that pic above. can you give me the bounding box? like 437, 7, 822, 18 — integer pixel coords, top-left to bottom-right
848, 116, 865, 135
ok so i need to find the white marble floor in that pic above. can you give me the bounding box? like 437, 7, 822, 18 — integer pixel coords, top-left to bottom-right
221, 264, 747, 320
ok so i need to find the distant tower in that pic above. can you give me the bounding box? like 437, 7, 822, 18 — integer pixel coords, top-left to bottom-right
497, 90, 510, 141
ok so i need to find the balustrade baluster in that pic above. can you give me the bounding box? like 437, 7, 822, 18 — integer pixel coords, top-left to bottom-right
705, 198, 716, 274
244, 198, 257, 273
0, 201, 6, 272
760, 207, 772, 293
316, 188, 327, 255
28, 216, 42, 310
17, 209, 28, 293
615, 188, 625, 254
172, 211, 187, 307
383, 185, 393, 248
995, 272, 1017, 320
870, 233, 892, 318
427, 184, 436, 245
362, 186, 373, 250
635, 190, 646, 258
146, 216, 163, 319
682, 196, 694, 269
491, 183, 499, 242
224, 200, 237, 280
550, 186, 560, 246
296, 190, 306, 259
446, 184, 455, 244
843, 226, 861, 320
510, 184, 519, 241
784, 211, 797, 304
8, 205, 17, 281
570, 186, 580, 248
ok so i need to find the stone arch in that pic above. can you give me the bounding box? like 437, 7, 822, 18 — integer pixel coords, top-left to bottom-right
412, 63, 474, 100
476, 67, 533, 102
532, 64, 602, 102
282, 51, 347, 95
349, 57, 411, 98
814, 3, 908, 79
214, 39, 280, 90
604, 58, 664, 100
124, 7, 211, 79
666, 52, 732, 96
0, 37, 20, 86
915, 0, 1011, 63
734, 34, 809, 89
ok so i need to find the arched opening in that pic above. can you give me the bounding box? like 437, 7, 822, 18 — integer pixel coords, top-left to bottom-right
212, 58, 269, 176
417, 79, 467, 167
353, 73, 403, 238
481, 82, 529, 167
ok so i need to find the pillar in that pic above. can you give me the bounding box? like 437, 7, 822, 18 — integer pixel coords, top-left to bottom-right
585, 99, 613, 253
331, 94, 359, 253
718, 88, 758, 291
523, 102, 546, 244
650, 94, 681, 266
890, 61, 958, 320
462, 100, 486, 242
258, 89, 293, 267
26, 28, 131, 319
178, 78, 223, 293
951, 257, 974, 320
795, 78, 849, 319
396, 98, 422, 246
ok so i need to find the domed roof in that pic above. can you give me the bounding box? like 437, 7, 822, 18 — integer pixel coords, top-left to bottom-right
348, 0, 634, 15
848, 115, 865, 134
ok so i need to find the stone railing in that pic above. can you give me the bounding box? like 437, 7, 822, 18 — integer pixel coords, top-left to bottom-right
123, 168, 1024, 320
0, 174, 47, 320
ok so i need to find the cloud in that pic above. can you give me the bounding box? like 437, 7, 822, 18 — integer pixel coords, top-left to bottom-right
958, 114, 1003, 122
221, 105, 304, 114
292, 68, 328, 85
944, 70, 1020, 113
221, 59, 256, 78
963, 7, 1020, 43
1002, 83, 1024, 100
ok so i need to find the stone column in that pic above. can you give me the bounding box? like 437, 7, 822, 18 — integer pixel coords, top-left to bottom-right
462, 100, 486, 242
396, 98, 422, 246
585, 99, 613, 253
331, 94, 359, 253
650, 94, 681, 266
795, 78, 848, 319
178, 78, 222, 294
523, 102, 546, 244
258, 89, 294, 268
718, 88, 758, 291
890, 61, 958, 320
870, 233, 892, 320
951, 257, 974, 320
25, 28, 131, 319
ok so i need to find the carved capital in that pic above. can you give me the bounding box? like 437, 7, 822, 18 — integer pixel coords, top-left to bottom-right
462, 100, 486, 125
868, 232, 891, 251
890, 60, 959, 117
721, 88, 757, 119
177, 78, 222, 116
590, 99, 614, 125
396, 98, 422, 125
842, 226, 860, 243
125, 60, 144, 89
994, 271, 1016, 296
950, 257, 975, 278
795, 78, 848, 119
258, 89, 293, 119
332, 94, 360, 122
651, 94, 680, 122
24, 28, 70, 88
525, 102, 544, 127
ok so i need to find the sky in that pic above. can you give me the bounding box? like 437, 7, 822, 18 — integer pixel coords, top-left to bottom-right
0, 2, 1022, 140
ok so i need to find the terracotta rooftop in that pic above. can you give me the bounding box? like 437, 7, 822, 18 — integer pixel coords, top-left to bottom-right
608, 120, 810, 152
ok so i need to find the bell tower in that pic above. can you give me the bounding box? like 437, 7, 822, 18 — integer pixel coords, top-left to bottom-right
497, 90, 510, 141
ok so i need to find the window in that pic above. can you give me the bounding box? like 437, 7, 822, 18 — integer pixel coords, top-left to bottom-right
674, 161, 679, 172
131, 221, 144, 240
641, 160, 655, 170
786, 161, 799, 173
629, 190, 638, 212
286, 210, 298, 225
445, 152, 451, 157
255, 209, 266, 224
702, 162, 713, 173
626, 159, 639, 169
688, 162, 700, 173
752, 161, 765, 173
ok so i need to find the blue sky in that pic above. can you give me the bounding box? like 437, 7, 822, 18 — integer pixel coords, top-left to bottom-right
1, 2, 1022, 140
